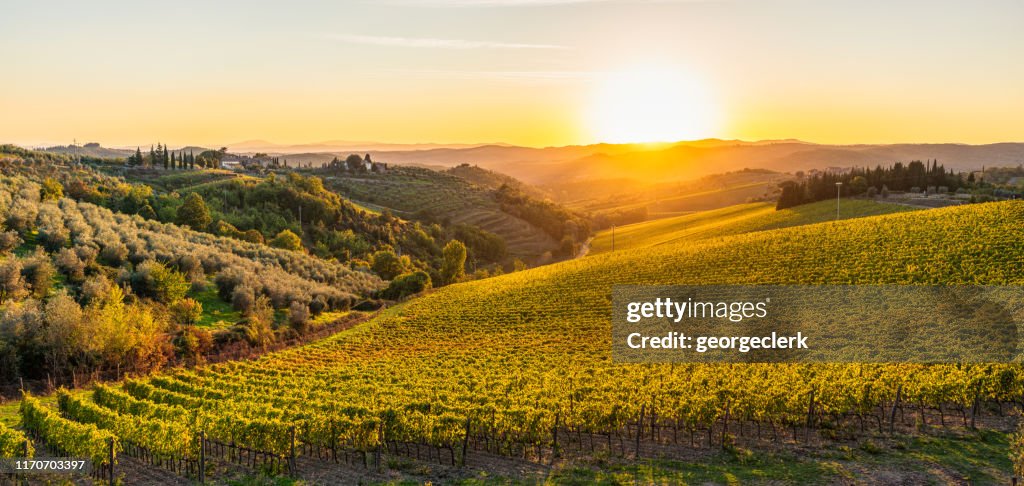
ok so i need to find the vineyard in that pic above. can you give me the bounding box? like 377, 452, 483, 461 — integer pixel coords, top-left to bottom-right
6, 200, 1024, 483
589, 199, 917, 254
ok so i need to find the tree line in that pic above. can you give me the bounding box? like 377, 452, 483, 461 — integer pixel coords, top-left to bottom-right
777, 160, 965, 210
126, 144, 229, 170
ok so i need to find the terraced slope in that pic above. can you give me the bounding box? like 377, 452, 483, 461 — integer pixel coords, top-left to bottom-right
589, 199, 917, 254
25, 201, 1024, 483
324, 166, 559, 258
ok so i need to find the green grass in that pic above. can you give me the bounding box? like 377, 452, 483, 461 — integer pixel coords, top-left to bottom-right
0, 390, 88, 428
364, 429, 1013, 485
12, 230, 39, 257
133, 169, 240, 192
189, 280, 242, 329
590, 199, 918, 255
547, 452, 842, 485
308, 310, 350, 328
896, 429, 1011, 484
348, 199, 383, 216
0, 400, 21, 428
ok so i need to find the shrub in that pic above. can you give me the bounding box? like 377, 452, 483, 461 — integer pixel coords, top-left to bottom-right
99, 241, 128, 266
22, 253, 56, 299
55, 248, 86, 283
176, 192, 211, 230
308, 296, 327, 316
370, 249, 409, 280
441, 240, 467, 285
0, 258, 25, 304
0, 230, 21, 255
231, 286, 256, 315
174, 326, 213, 363
287, 301, 310, 333
270, 229, 302, 251
381, 271, 432, 300
40, 177, 63, 201
241, 229, 264, 244
170, 298, 203, 326
132, 260, 190, 304
79, 275, 113, 306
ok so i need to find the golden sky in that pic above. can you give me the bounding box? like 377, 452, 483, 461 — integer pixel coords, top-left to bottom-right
2, 1, 1022, 148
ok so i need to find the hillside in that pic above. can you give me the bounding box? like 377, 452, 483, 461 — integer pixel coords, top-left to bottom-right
337, 140, 1024, 186
38, 143, 132, 160
319, 165, 587, 262
444, 163, 549, 200
49, 201, 1024, 483
588, 199, 917, 254
0, 167, 382, 396
105, 163, 518, 287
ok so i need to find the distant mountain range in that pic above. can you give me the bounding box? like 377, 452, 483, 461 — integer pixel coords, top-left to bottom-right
28, 139, 1024, 186
225, 139, 514, 153
277, 139, 1024, 185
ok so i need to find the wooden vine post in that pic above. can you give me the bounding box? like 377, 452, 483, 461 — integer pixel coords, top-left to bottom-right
198, 431, 206, 484
288, 425, 296, 476
551, 412, 560, 461
460, 417, 471, 467
107, 436, 115, 486
635, 404, 645, 458
889, 384, 902, 434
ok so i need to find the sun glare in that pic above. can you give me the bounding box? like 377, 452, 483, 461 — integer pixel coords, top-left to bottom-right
587, 65, 718, 144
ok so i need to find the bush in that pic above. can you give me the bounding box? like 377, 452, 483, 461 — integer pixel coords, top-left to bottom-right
381, 271, 432, 300
370, 249, 409, 280
132, 260, 190, 304
0, 259, 25, 304
40, 177, 64, 201
79, 275, 113, 306
174, 326, 213, 363
232, 286, 256, 315
0, 230, 21, 255
287, 301, 310, 333
170, 298, 203, 326
55, 248, 86, 283
270, 229, 302, 251
441, 240, 467, 285
176, 192, 212, 230
22, 254, 56, 299
99, 241, 128, 266
241, 229, 264, 244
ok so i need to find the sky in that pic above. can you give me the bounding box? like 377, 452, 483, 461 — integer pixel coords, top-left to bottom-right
2, 0, 1023, 148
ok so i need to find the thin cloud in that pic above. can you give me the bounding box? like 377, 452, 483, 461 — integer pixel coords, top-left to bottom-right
358, 69, 601, 84
381, 0, 717, 6
393, 0, 609, 4
321, 33, 568, 50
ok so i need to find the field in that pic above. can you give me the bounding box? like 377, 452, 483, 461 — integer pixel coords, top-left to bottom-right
321, 166, 561, 260
9, 200, 1023, 484
589, 199, 917, 254
559, 169, 789, 222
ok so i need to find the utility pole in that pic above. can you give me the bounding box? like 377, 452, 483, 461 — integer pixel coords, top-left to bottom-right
835, 182, 843, 220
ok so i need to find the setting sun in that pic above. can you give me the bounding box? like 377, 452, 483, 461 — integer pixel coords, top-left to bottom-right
587, 65, 718, 144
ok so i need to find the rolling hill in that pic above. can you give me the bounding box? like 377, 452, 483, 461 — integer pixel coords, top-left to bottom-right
35, 200, 1024, 483
320, 165, 574, 261
588, 199, 918, 254
354, 140, 1024, 186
